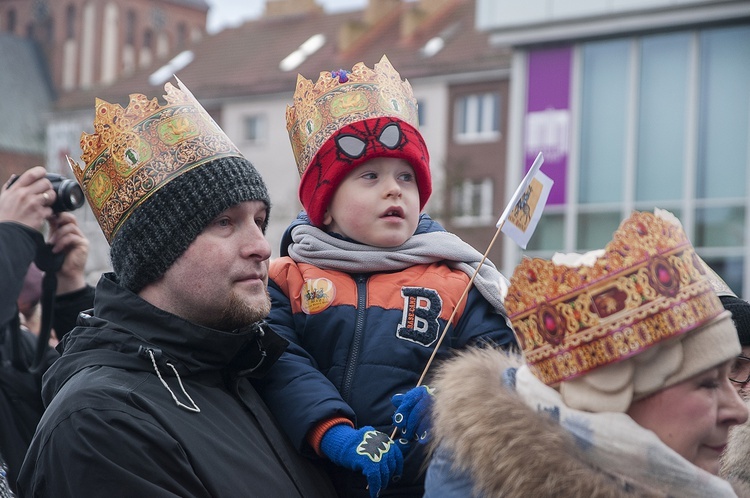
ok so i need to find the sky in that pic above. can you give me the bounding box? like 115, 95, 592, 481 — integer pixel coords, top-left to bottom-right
206, 0, 368, 34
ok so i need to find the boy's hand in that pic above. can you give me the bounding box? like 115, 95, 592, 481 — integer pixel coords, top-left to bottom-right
392, 385, 434, 443
320, 424, 403, 498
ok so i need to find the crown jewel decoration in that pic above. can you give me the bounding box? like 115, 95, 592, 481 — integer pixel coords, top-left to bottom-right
68, 78, 242, 243
505, 210, 725, 386
285, 55, 419, 176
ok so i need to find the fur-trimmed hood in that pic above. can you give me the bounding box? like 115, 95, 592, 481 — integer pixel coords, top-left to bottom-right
429, 347, 739, 498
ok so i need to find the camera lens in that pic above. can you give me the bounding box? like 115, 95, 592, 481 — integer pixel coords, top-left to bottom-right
56, 180, 85, 212
45, 173, 85, 213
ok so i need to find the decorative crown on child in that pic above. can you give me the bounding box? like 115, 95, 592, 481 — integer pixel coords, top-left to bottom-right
284, 55, 431, 227
285, 55, 420, 177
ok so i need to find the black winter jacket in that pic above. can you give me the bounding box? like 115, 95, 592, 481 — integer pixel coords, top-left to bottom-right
18, 273, 336, 498
0, 222, 94, 493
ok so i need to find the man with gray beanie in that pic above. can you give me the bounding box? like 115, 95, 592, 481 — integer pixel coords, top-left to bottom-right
721, 294, 750, 497
18, 80, 336, 497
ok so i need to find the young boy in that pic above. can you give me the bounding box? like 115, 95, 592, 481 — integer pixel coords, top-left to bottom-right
255, 56, 516, 497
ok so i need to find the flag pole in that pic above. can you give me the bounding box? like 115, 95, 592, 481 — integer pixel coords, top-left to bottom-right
389, 152, 545, 441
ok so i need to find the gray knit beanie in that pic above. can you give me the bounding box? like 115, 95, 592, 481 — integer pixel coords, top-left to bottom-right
110, 155, 270, 292
721, 295, 750, 347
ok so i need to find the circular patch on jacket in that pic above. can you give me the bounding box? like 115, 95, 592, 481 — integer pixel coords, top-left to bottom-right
300, 278, 336, 314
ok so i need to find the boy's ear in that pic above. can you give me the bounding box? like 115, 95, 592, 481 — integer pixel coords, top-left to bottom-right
322, 210, 333, 227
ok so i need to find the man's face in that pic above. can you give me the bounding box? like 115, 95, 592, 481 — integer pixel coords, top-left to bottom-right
140, 200, 271, 331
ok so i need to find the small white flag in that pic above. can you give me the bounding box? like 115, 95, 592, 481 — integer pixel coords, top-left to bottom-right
498, 152, 554, 249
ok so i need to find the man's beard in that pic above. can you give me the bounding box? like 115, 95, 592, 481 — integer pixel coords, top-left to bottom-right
211, 289, 271, 331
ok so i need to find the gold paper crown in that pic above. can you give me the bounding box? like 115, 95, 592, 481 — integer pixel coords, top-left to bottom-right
68, 78, 242, 243
505, 210, 725, 386
285, 55, 419, 176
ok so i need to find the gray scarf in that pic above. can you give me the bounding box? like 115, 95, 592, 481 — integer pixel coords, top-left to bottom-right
287, 224, 510, 318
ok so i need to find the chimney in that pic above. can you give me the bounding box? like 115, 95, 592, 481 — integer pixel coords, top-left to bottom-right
338, 0, 401, 52
264, 0, 323, 18
364, 0, 401, 25
401, 0, 458, 39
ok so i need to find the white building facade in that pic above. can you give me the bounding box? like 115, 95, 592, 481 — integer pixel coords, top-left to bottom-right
481, 0, 750, 297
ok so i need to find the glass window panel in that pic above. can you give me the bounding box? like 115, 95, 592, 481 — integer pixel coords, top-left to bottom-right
697, 26, 750, 199
694, 206, 745, 247
579, 40, 630, 203
466, 96, 478, 134
636, 33, 690, 202
455, 94, 500, 141
476, 95, 484, 135
526, 213, 564, 251
577, 211, 622, 251
417, 99, 426, 127
491, 93, 500, 133
702, 256, 744, 298
451, 178, 493, 225
243, 115, 266, 142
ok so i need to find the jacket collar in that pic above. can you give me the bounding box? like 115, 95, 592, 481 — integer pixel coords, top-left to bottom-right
46, 273, 286, 399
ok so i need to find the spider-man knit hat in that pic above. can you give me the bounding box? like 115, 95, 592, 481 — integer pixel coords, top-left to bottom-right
285, 55, 431, 227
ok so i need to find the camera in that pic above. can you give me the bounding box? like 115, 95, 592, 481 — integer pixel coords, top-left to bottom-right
46, 173, 85, 213
8, 172, 85, 213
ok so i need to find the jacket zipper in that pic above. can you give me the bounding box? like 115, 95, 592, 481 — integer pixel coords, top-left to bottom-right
341, 274, 368, 402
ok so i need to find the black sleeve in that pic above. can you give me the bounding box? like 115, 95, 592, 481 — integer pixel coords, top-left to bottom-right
53, 285, 95, 342
0, 223, 42, 330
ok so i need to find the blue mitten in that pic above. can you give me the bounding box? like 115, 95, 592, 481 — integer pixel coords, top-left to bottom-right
391, 385, 434, 443
320, 424, 403, 498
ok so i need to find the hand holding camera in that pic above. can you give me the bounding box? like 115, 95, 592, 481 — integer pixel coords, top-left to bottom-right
1, 167, 84, 231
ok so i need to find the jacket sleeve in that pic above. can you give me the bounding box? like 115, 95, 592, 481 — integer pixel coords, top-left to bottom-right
253, 278, 355, 454
18, 407, 213, 498
452, 287, 517, 351
424, 445, 480, 498
0, 223, 41, 330
53, 284, 95, 342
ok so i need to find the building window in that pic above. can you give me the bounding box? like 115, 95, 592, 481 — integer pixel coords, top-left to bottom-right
177, 23, 187, 49
416, 98, 426, 127
6, 9, 16, 33
454, 93, 500, 143
523, 25, 750, 295
143, 29, 153, 49
65, 4, 75, 39
451, 178, 494, 226
243, 115, 267, 143
126, 10, 136, 45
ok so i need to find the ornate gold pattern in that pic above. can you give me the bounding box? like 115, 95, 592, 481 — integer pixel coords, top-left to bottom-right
68, 79, 242, 243
505, 211, 725, 386
285, 55, 419, 176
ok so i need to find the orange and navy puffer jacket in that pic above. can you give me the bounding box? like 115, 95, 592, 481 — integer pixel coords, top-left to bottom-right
254, 213, 516, 497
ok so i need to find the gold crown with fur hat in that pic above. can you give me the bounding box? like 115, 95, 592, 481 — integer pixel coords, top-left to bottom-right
67, 78, 242, 243
285, 54, 419, 175
505, 210, 738, 411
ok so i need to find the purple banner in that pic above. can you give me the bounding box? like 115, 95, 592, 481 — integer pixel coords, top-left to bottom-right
524, 46, 572, 205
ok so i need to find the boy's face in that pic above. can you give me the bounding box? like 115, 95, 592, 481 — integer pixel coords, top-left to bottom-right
323, 157, 420, 248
